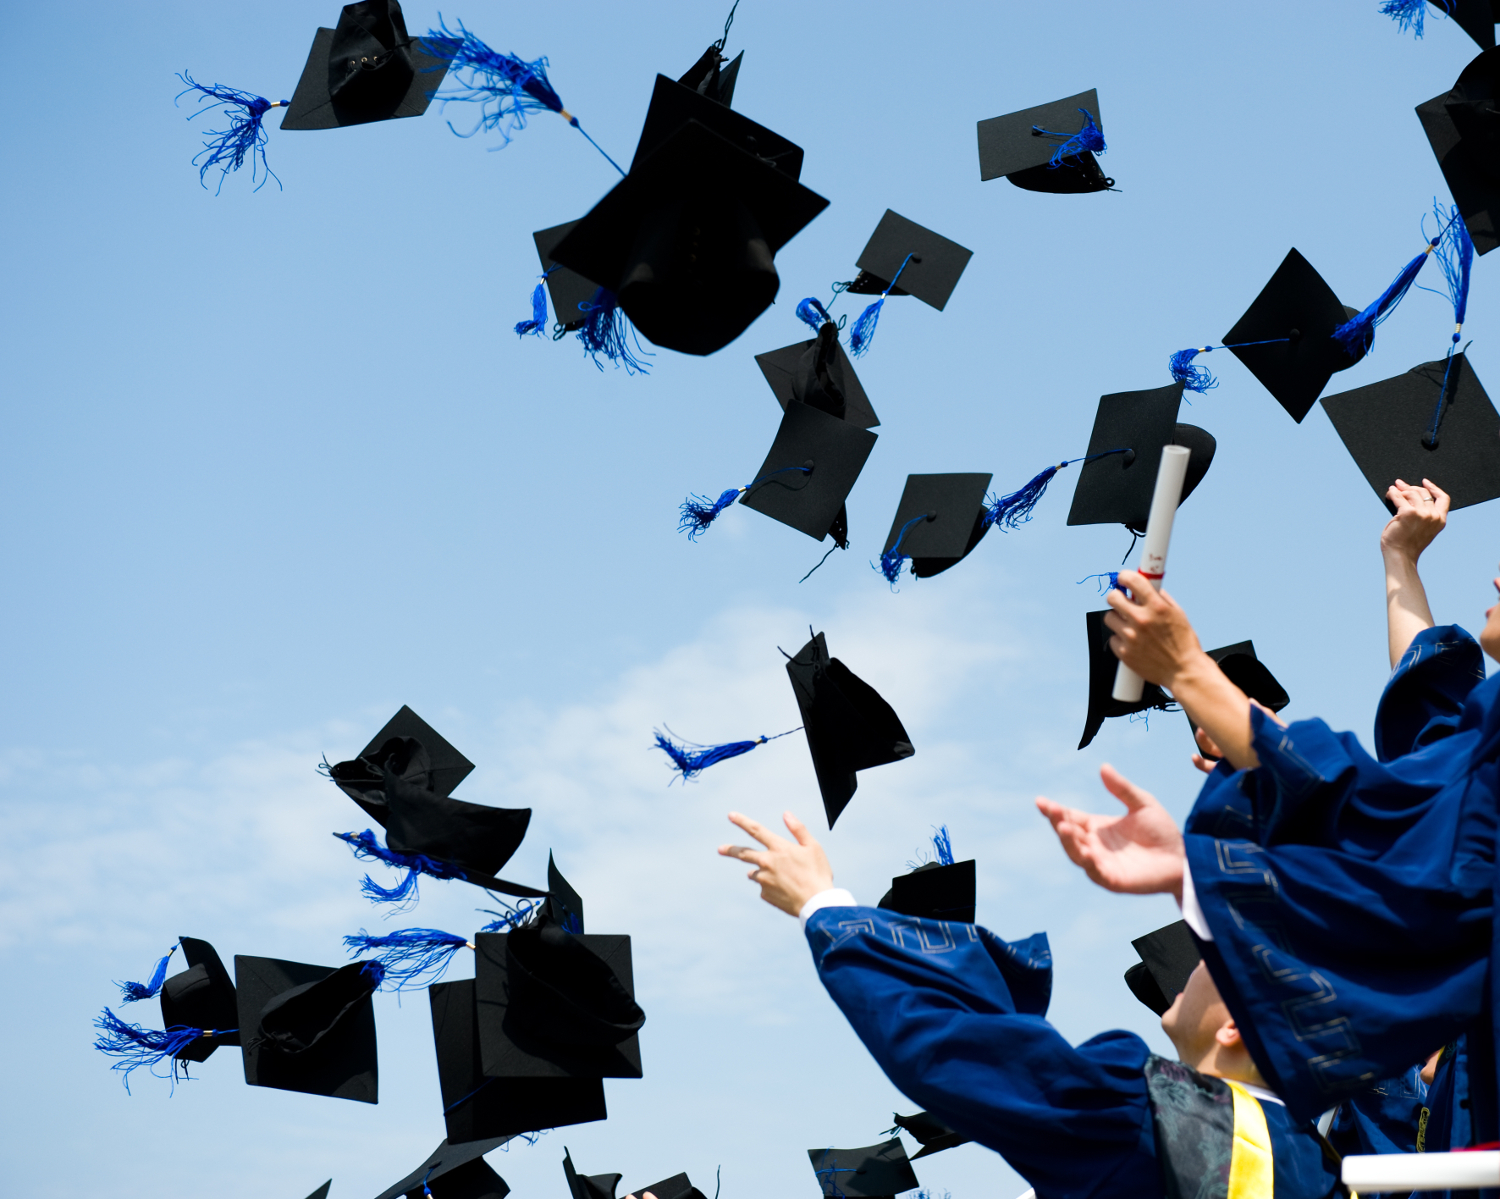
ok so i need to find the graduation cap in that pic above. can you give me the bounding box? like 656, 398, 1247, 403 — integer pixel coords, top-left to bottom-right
807, 1140, 920, 1199
1066, 384, 1215, 533
280, 1, 455, 130
1123, 920, 1201, 1016
1079, 610, 1177, 750
625, 1175, 708, 1199
676, 0, 745, 108
235, 955, 381, 1103
429, 978, 607, 1143
546, 853, 585, 934
886, 1111, 971, 1160
877, 472, 993, 583
473, 910, 644, 1079
786, 630, 914, 828
756, 324, 880, 429
842, 211, 973, 356
564, 1149, 622, 1199
1418, 47, 1500, 255
1387, 0, 1498, 48
550, 75, 828, 357
160, 937, 242, 1063
1195, 642, 1290, 735
877, 827, 976, 924
1323, 353, 1500, 511
522, 221, 605, 336
326, 706, 542, 903
375, 1138, 514, 1199
976, 89, 1113, 193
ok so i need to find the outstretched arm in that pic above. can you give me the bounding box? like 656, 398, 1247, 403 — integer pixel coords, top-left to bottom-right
1036, 764, 1185, 899
1382, 478, 1448, 669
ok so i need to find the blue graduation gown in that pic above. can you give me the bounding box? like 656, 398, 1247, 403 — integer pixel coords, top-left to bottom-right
1376, 626, 1488, 763
1328, 1065, 1428, 1156
806, 906, 1341, 1199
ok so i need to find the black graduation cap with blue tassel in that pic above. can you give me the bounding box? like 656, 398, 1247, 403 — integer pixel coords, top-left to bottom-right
1418, 45, 1500, 256
977, 89, 1115, 193
832, 211, 974, 357
877, 827, 977, 923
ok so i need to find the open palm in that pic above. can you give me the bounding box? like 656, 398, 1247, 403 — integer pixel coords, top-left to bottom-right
1036, 764, 1185, 898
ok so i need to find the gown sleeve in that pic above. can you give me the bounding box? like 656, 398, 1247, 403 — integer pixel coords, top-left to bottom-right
1375, 625, 1487, 763
1327, 1065, 1428, 1156
806, 907, 1161, 1199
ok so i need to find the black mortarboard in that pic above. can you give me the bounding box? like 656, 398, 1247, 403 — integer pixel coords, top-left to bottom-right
473, 912, 644, 1079
546, 853, 585, 934
877, 859, 976, 923
807, 1140, 920, 1199
1066, 384, 1215, 532
785, 631, 914, 828
534, 222, 604, 334
625, 1175, 707, 1199
375, 1138, 514, 1199
551, 77, 827, 356
1323, 354, 1500, 510
888, 1111, 971, 1159
160, 936, 241, 1063
429, 979, 607, 1143
756, 325, 880, 429
1079, 610, 1176, 750
1417, 48, 1500, 255
1220, 249, 1365, 421
281, 1, 454, 131
236, 955, 379, 1103
845, 210, 973, 310
677, 45, 744, 108
304, 1184, 332, 1199
1124, 920, 1201, 1016
564, 1149, 622, 1199
1194, 642, 1290, 736
328, 707, 541, 898
976, 90, 1113, 193
880, 473, 992, 578
737, 403, 878, 543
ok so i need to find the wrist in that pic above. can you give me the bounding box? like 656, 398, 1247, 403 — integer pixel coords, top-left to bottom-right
1163, 648, 1218, 695
1382, 545, 1422, 573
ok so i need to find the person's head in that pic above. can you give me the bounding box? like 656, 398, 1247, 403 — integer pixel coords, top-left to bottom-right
1161, 960, 1265, 1086
1482, 567, 1500, 664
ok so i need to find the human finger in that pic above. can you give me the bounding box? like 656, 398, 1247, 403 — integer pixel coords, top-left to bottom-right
1191, 753, 1218, 775
1424, 479, 1452, 517
1100, 762, 1156, 812
719, 844, 770, 868
783, 811, 815, 847
727, 811, 785, 851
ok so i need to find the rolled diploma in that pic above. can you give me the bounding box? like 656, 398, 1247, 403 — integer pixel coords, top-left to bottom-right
1343, 1150, 1500, 1192
1112, 444, 1192, 703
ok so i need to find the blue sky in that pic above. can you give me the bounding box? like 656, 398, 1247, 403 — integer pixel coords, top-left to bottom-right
2, 2, 1497, 1197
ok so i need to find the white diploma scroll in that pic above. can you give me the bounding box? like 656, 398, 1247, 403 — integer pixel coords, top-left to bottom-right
1112, 445, 1192, 703
1343, 1150, 1500, 1192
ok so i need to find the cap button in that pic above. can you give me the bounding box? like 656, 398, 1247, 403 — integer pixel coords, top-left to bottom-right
924, 510, 937, 522
1122, 449, 1137, 467
1287, 327, 1302, 341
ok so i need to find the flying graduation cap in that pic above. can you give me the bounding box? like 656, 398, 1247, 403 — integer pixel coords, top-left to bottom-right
520, 221, 603, 337
325, 706, 543, 905
840, 211, 973, 356
235, 955, 383, 1103
977, 89, 1114, 193
878, 472, 993, 584
1079, 609, 1177, 750
550, 75, 828, 357
886, 1111, 973, 1160
1384, 0, 1499, 47
808, 1140, 921, 1199
876, 826, 976, 923
1323, 353, 1500, 511
429, 978, 608, 1143
374, 1138, 515, 1199
1418, 46, 1500, 255
1124, 920, 1201, 1016
564, 1150, 623, 1199
756, 323, 880, 430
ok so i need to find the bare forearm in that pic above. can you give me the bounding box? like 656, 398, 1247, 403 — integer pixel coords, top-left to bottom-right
1384, 550, 1436, 669
1169, 655, 1260, 770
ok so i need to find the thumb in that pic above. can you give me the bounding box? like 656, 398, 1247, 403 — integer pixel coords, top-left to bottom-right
1100, 763, 1155, 812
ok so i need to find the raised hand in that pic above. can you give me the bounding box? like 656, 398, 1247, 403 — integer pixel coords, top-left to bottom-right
1381, 477, 1450, 563
1036, 764, 1185, 899
718, 811, 834, 916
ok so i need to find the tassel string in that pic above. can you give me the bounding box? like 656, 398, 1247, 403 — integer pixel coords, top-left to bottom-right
932, 825, 955, 867
174, 74, 287, 194
678, 466, 813, 539
1078, 571, 1126, 595
1426, 338, 1474, 449
875, 512, 929, 586
814, 1150, 854, 1199
93, 1008, 236, 1094
577, 288, 652, 374
1032, 107, 1107, 168
478, 897, 542, 933
516, 266, 556, 338
342, 928, 472, 990
1420, 202, 1474, 345
422, 21, 625, 175
798, 544, 840, 583
1381, 0, 1450, 37
849, 254, 917, 358
334, 829, 469, 911
652, 727, 802, 782
1168, 339, 1292, 393
117, 944, 178, 1003
714, 0, 741, 51
983, 446, 1132, 532
1332, 208, 1461, 357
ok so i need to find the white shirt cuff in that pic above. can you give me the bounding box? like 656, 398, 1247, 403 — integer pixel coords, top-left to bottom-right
1179, 863, 1213, 941
799, 888, 858, 929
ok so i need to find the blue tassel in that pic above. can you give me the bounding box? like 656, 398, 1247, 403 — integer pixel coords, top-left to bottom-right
652, 728, 798, 781
876, 512, 928, 585
174, 74, 287, 194
796, 297, 832, 331
1078, 571, 1125, 595
117, 944, 178, 1003
1033, 107, 1107, 168
1332, 235, 1441, 357
679, 487, 743, 538
813, 1150, 855, 1199
577, 288, 652, 374
93, 1008, 232, 1094
478, 897, 542, 933
334, 829, 469, 910
515, 269, 553, 338
1430, 202, 1474, 343
848, 253, 917, 358
983, 463, 1063, 531
421, 21, 626, 174
1381, 0, 1445, 36
342, 930, 460, 990
932, 825, 954, 866
1168, 347, 1220, 394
